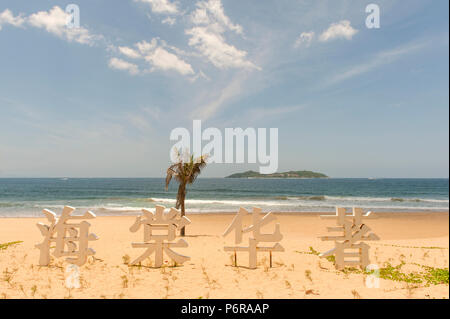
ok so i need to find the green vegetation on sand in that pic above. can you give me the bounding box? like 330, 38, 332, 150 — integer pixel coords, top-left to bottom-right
0, 241, 23, 250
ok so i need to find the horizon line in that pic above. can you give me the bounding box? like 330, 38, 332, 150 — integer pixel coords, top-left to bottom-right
0, 176, 448, 179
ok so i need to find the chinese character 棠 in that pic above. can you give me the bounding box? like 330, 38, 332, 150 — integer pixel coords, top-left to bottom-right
129, 205, 191, 267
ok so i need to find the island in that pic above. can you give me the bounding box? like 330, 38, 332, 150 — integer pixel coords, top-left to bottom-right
225, 170, 328, 179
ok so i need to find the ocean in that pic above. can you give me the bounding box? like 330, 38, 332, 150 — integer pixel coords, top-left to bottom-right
0, 178, 448, 217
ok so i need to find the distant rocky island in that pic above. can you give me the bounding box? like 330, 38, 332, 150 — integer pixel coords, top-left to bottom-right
225, 170, 328, 179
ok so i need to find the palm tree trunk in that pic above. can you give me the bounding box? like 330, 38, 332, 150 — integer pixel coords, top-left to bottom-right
177, 183, 187, 236
180, 196, 186, 237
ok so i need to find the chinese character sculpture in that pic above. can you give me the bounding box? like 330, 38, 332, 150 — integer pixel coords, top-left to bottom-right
36, 206, 98, 266
223, 207, 284, 269
129, 205, 191, 267
320, 207, 380, 270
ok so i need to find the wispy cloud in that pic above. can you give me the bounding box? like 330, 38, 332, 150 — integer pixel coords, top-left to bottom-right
325, 40, 428, 85
244, 105, 306, 123
294, 31, 315, 48
189, 70, 211, 83
188, 27, 274, 121
162, 16, 176, 25
191, 71, 249, 120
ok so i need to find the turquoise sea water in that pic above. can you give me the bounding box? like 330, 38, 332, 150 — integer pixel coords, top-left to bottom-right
0, 178, 448, 217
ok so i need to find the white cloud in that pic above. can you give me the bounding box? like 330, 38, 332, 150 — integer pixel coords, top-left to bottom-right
190, 0, 243, 34
0, 9, 26, 30
136, 0, 179, 14
111, 38, 195, 76
162, 16, 176, 25
190, 5, 210, 25
108, 57, 139, 75
294, 31, 315, 48
2, 4, 256, 74
186, 27, 259, 70
185, 0, 259, 70
1, 6, 195, 79
136, 39, 158, 54
118, 46, 141, 59
137, 39, 195, 75
319, 20, 358, 42
1, 7, 99, 45
160, 41, 202, 58
27, 6, 98, 45
145, 47, 194, 75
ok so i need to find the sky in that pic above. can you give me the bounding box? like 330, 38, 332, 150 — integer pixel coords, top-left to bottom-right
0, 0, 448, 178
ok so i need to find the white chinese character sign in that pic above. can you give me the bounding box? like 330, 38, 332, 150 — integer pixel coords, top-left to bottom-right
36, 206, 98, 266
130, 205, 191, 267
223, 207, 284, 269
320, 207, 380, 270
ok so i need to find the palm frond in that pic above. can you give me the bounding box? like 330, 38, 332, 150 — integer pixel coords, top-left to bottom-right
165, 151, 209, 205
165, 163, 181, 190
187, 155, 208, 184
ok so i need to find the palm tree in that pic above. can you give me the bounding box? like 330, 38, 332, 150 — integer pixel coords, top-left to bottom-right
165, 150, 208, 236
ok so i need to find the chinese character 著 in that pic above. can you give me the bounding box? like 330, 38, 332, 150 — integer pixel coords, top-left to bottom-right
320, 207, 379, 270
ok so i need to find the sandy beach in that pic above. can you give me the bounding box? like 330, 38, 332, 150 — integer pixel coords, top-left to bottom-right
0, 212, 448, 299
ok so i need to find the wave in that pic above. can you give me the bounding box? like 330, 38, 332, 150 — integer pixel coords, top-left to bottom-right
1, 193, 448, 218
144, 197, 448, 210
0, 202, 22, 208
149, 197, 301, 207
16, 203, 450, 215
149, 195, 449, 204
288, 195, 449, 203
25, 195, 450, 210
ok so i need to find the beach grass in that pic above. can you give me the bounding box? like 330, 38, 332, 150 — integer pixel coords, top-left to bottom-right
0, 241, 23, 251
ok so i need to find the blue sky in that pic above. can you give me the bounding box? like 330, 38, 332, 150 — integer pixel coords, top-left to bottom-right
0, 0, 448, 178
